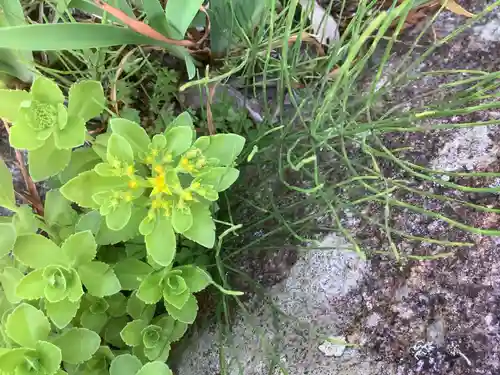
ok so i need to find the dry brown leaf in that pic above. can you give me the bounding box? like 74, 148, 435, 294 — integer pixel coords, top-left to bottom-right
440, 0, 475, 17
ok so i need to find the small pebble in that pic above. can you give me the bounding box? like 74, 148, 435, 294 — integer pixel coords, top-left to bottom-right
318, 336, 346, 357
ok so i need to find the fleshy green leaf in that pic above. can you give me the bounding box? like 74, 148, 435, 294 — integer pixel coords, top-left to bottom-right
28, 136, 71, 181
68, 80, 105, 122
0, 159, 16, 211
163, 287, 190, 310
182, 203, 215, 248
37, 340, 63, 375
78, 261, 121, 297
154, 315, 188, 342
60, 171, 127, 209
59, 147, 101, 184
61, 230, 97, 266
12, 204, 38, 235
31, 76, 64, 105
127, 292, 156, 322
16, 268, 45, 300
52, 328, 100, 364
164, 294, 198, 324
5, 303, 50, 347
106, 292, 127, 317
167, 111, 194, 129
9, 116, 45, 151
120, 319, 148, 347
44, 190, 77, 227
66, 268, 85, 302
96, 206, 146, 245
107, 133, 134, 165
0, 267, 24, 304
114, 259, 153, 291
164, 126, 193, 156
109, 354, 142, 375
198, 167, 240, 192
76, 210, 102, 235
13, 234, 68, 268
178, 265, 211, 293
46, 298, 80, 329
136, 271, 164, 305
136, 361, 173, 375
171, 206, 193, 234
80, 310, 108, 334
145, 216, 176, 267
54, 115, 86, 149
193, 134, 245, 165
0, 222, 16, 258
0, 89, 30, 122
110, 118, 151, 156
106, 203, 132, 231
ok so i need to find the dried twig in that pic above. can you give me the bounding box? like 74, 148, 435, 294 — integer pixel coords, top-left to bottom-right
206, 83, 217, 135
110, 47, 138, 114
2, 121, 44, 215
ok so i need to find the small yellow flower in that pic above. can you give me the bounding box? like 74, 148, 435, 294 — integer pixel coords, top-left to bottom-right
181, 191, 193, 201
128, 179, 138, 189
151, 148, 159, 157
149, 174, 172, 196
123, 193, 133, 202
163, 153, 173, 163
181, 157, 189, 166
145, 156, 154, 165
151, 198, 163, 209
126, 165, 135, 176
153, 165, 164, 175
191, 181, 201, 189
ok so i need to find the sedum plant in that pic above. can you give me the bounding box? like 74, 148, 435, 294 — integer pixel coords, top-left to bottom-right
0, 75, 245, 375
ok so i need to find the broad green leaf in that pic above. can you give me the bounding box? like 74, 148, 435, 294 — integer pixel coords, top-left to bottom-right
136, 271, 164, 305
154, 315, 187, 342
16, 268, 45, 300
198, 167, 240, 192
164, 0, 204, 38
178, 266, 211, 293
80, 310, 108, 334
0, 347, 31, 372
61, 230, 97, 266
120, 319, 147, 347
182, 203, 215, 248
0, 159, 16, 211
54, 115, 86, 149
110, 118, 151, 156
37, 340, 63, 375
127, 292, 156, 322
168, 111, 194, 129
44, 190, 77, 228
13, 234, 68, 268
106, 293, 127, 317
9, 115, 45, 151
78, 261, 121, 297
143, 341, 170, 362
139, 216, 155, 236
109, 354, 142, 375
60, 171, 127, 209
0, 267, 23, 304
164, 126, 193, 156
5, 303, 50, 347
76, 210, 101, 235
107, 133, 134, 165
193, 134, 246, 165
12, 204, 38, 235
0, 89, 30, 122
164, 294, 198, 324
136, 361, 173, 375
28, 136, 71, 181
96, 206, 146, 245
106, 203, 132, 231
43, 266, 68, 303
141, 325, 161, 350
31, 76, 64, 105
114, 259, 152, 291
66, 267, 85, 302
45, 298, 80, 329
163, 287, 190, 310
172, 206, 193, 234
59, 147, 101, 184
52, 328, 100, 364
103, 316, 129, 349
0, 222, 16, 258
145, 216, 176, 267
92, 132, 110, 161
68, 80, 105, 122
